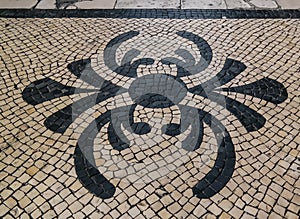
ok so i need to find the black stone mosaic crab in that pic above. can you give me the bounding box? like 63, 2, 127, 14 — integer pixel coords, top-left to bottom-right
22, 31, 288, 199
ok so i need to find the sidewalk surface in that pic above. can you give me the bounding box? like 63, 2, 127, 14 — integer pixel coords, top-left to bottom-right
0, 2, 299, 219
0, 0, 299, 9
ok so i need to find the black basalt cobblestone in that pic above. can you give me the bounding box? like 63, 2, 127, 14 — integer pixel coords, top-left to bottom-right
0, 9, 300, 19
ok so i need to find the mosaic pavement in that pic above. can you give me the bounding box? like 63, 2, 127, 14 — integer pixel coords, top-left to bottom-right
0, 10, 300, 219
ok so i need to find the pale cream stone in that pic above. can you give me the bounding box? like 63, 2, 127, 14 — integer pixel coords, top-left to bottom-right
75, 0, 115, 9
276, 0, 300, 9
182, 0, 226, 9
116, 0, 179, 8
0, 0, 37, 8
249, 0, 278, 8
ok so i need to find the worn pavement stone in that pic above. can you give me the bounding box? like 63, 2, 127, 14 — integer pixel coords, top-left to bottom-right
276, 0, 300, 9
249, 0, 278, 8
35, 0, 56, 9
115, 0, 180, 8
226, 0, 252, 9
182, 0, 226, 9
75, 0, 115, 9
0, 0, 37, 8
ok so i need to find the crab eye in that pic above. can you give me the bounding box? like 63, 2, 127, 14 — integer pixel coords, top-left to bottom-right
131, 122, 151, 135
162, 123, 181, 136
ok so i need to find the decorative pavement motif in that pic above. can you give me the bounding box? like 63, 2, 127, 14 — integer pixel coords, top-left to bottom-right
0, 10, 300, 219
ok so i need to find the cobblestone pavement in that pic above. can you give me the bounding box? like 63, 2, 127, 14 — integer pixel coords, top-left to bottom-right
0, 9, 300, 219
0, 0, 300, 9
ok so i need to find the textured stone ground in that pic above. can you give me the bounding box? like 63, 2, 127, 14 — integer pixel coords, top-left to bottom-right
0, 9, 300, 219
0, 0, 300, 9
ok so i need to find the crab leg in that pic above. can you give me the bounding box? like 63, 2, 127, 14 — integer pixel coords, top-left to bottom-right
192, 111, 235, 198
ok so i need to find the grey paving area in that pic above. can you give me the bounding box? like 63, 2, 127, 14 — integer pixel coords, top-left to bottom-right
0, 0, 300, 9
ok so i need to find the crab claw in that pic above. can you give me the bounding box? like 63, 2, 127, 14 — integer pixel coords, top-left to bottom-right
161, 31, 213, 77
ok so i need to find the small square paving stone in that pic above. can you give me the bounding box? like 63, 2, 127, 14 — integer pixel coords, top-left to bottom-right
0, 8, 299, 219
